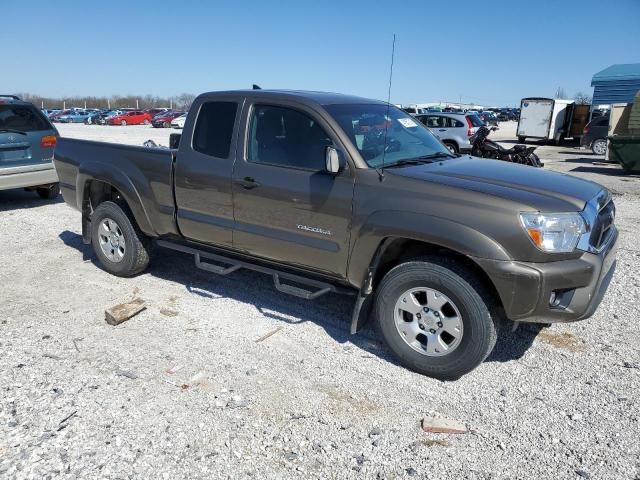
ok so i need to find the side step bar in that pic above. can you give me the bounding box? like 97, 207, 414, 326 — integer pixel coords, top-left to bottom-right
157, 240, 350, 300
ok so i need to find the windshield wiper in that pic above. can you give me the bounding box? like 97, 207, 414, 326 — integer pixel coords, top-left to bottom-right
0, 129, 27, 135
384, 152, 455, 168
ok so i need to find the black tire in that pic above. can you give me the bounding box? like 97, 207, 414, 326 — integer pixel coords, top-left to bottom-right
91, 201, 150, 277
37, 184, 60, 199
443, 141, 459, 154
374, 258, 497, 380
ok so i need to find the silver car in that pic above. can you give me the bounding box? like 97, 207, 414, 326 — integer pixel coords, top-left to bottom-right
416, 112, 484, 153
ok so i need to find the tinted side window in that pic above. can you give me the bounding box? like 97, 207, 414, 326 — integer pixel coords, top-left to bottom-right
247, 105, 332, 170
193, 101, 237, 158
447, 117, 464, 128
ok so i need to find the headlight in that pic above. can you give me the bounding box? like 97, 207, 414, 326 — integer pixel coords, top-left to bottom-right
520, 212, 586, 253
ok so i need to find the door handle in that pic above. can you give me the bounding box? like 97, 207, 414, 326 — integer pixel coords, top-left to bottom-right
236, 176, 261, 190
438, 129, 446, 132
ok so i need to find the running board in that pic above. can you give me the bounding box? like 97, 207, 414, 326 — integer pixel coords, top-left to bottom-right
157, 240, 344, 300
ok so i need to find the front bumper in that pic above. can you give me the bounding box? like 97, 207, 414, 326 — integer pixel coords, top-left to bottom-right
475, 227, 618, 323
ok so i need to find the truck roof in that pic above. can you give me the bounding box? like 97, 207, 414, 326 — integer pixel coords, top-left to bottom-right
198, 89, 387, 106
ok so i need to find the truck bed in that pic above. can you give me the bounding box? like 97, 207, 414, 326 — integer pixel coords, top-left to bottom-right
54, 137, 178, 237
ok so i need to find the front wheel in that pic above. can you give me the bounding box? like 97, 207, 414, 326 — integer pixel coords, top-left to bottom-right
374, 258, 497, 380
91, 201, 150, 277
121, 120, 127, 126
527, 152, 543, 167
143, 119, 150, 125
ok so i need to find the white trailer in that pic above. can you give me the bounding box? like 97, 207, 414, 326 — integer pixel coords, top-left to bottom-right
517, 97, 575, 144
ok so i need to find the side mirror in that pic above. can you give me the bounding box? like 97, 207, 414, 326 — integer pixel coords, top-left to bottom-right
325, 146, 342, 175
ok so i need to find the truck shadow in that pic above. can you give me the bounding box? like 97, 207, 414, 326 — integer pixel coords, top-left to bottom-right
0, 189, 63, 212
58, 230, 542, 370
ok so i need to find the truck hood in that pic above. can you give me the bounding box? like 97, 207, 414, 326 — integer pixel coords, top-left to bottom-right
387, 155, 603, 211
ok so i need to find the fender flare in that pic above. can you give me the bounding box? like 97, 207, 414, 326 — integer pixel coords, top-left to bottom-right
347, 210, 511, 288
76, 161, 155, 236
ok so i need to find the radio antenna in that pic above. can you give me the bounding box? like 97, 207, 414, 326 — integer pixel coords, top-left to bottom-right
379, 33, 396, 180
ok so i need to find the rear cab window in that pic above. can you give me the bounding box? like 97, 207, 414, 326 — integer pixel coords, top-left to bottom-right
192, 101, 238, 158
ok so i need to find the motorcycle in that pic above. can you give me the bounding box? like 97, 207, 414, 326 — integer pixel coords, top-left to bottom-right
469, 126, 543, 167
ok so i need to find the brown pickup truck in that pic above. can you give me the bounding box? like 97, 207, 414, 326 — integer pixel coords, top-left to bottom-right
53, 90, 618, 380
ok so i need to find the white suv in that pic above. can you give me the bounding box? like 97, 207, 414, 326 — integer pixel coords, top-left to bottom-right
415, 112, 485, 153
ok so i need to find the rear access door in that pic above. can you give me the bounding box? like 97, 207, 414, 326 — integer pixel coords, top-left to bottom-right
231, 99, 355, 277
517, 98, 554, 139
174, 96, 244, 248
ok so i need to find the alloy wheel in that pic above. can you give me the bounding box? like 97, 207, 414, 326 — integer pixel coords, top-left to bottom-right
394, 287, 463, 356
98, 218, 126, 262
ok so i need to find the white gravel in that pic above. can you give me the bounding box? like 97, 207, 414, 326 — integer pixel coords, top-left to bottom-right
0, 123, 638, 479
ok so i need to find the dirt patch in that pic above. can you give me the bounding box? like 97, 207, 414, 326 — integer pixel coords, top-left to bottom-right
537, 330, 586, 352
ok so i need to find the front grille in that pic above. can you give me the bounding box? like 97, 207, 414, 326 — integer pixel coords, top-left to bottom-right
589, 200, 615, 250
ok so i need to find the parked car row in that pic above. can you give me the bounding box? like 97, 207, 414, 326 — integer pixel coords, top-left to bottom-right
40, 107, 186, 128
403, 106, 520, 122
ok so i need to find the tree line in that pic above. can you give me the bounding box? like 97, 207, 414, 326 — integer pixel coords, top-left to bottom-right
15, 93, 197, 110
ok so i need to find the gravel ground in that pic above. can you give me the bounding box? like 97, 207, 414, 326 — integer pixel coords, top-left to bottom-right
1, 123, 639, 479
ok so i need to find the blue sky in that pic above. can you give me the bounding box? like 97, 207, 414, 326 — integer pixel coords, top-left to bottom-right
3, 0, 638, 106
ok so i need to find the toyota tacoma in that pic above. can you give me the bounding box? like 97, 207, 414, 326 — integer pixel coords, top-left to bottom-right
53, 90, 618, 380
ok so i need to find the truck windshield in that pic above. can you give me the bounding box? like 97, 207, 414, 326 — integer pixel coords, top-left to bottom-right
325, 104, 450, 168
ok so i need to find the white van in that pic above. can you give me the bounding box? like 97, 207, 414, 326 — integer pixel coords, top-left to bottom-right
517, 98, 575, 144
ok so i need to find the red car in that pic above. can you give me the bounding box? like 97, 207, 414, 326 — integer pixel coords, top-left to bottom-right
151, 110, 185, 128
108, 111, 153, 126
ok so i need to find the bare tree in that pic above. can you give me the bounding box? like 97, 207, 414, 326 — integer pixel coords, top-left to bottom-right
16, 92, 193, 110
573, 92, 592, 105
555, 87, 567, 99
172, 93, 196, 110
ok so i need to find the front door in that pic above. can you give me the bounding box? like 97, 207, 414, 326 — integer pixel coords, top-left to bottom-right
232, 101, 355, 277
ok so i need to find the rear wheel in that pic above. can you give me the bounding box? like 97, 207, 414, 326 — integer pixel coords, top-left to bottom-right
592, 138, 607, 155
91, 201, 150, 277
143, 119, 150, 125
121, 120, 127, 126
374, 258, 497, 380
443, 141, 459, 154
37, 184, 60, 199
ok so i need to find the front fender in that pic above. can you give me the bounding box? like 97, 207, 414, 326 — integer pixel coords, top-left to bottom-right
347, 210, 511, 287
76, 161, 155, 236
